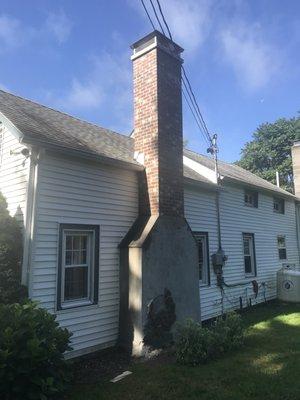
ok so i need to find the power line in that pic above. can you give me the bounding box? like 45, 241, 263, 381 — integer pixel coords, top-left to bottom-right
181, 66, 211, 144
149, 0, 166, 35
139, 0, 213, 146
140, 0, 156, 31
182, 79, 211, 146
155, 0, 173, 40
182, 88, 210, 146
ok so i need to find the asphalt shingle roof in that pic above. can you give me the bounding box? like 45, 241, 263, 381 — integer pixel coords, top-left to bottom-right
184, 149, 295, 198
0, 90, 139, 167
0, 90, 295, 198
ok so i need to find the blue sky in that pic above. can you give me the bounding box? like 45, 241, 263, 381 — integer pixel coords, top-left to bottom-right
0, 0, 299, 161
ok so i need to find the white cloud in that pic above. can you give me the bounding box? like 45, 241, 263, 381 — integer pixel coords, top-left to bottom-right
46, 10, 72, 44
220, 23, 280, 91
0, 10, 72, 52
49, 51, 132, 131
62, 79, 102, 109
161, 0, 212, 52
130, 0, 213, 53
0, 14, 25, 49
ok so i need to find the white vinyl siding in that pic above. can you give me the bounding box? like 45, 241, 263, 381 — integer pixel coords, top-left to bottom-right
30, 152, 138, 356
0, 126, 29, 226
185, 183, 299, 321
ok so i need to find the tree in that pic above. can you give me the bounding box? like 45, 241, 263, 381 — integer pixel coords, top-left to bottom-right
237, 115, 300, 193
0, 192, 27, 303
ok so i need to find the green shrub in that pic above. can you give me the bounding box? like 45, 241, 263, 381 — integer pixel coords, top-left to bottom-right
0, 192, 27, 304
0, 301, 73, 400
175, 312, 244, 365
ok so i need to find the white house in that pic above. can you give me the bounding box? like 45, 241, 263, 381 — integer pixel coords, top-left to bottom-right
0, 31, 299, 357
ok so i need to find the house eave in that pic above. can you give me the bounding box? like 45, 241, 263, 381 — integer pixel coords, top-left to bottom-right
21, 137, 144, 172
223, 176, 297, 201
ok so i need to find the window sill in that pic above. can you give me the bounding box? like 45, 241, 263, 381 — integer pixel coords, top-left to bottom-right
244, 203, 257, 208
244, 275, 256, 280
57, 300, 98, 313
199, 282, 210, 288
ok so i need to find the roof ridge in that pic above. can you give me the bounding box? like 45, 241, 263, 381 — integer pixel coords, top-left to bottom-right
0, 89, 131, 141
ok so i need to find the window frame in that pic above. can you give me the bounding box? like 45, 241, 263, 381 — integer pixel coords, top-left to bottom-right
277, 235, 287, 261
273, 197, 285, 214
244, 189, 258, 208
242, 233, 257, 277
57, 224, 99, 310
193, 231, 210, 286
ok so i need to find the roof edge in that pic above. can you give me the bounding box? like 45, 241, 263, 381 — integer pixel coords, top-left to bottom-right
22, 137, 145, 172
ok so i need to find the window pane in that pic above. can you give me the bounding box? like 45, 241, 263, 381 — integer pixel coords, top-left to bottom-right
81, 236, 87, 250
279, 248, 287, 260
243, 239, 250, 255
65, 266, 88, 300
244, 255, 252, 274
277, 236, 286, 248
66, 235, 72, 250
73, 236, 81, 250
198, 239, 203, 280
81, 250, 87, 264
65, 250, 72, 265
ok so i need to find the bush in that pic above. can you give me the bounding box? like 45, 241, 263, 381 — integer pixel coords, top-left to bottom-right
175, 312, 244, 365
0, 301, 73, 400
0, 192, 27, 304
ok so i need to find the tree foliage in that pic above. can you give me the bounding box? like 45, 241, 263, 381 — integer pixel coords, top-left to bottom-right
0, 301, 72, 399
237, 116, 300, 193
0, 192, 27, 304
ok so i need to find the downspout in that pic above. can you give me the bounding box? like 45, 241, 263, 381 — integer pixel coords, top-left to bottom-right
21, 147, 40, 294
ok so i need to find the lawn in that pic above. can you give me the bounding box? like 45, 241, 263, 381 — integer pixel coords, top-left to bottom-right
68, 302, 300, 400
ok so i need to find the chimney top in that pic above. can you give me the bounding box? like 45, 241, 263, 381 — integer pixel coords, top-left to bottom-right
131, 30, 184, 61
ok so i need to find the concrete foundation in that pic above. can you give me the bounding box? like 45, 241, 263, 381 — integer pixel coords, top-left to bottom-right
119, 215, 200, 355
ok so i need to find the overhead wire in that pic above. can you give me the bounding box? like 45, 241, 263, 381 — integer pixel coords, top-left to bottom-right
140, 0, 213, 146
149, 0, 166, 35
155, 0, 173, 40
140, 0, 156, 31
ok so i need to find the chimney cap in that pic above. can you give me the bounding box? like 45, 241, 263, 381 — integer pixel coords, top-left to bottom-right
131, 30, 183, 60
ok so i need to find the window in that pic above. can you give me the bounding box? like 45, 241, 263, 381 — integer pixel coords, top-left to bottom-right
277, 235, 287, 260
57, 224, 99, 310
273, 197, 285, 214
194, 232, 210, 285
243, 233, 256, 277
244, 190, 258, 208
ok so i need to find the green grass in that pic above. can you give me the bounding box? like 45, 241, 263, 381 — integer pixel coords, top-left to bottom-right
68, 302, 300, 400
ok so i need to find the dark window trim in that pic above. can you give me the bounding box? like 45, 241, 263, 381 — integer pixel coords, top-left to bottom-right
57, 224, 100, 311
244, 189, 258, 208
193, 231, 211, 286
273, 197, 285, 214
242, 232, 257, 277
277, 235, 287, 261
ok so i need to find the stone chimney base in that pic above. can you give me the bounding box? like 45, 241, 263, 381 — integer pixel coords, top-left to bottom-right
119, 215, 201, 355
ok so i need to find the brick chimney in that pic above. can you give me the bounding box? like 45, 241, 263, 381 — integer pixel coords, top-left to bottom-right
132, 31, 184, 217
292, 142, 300, 197
119, 31, 200, 355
